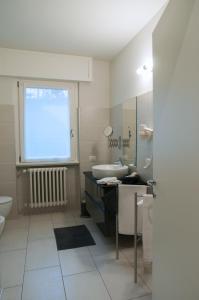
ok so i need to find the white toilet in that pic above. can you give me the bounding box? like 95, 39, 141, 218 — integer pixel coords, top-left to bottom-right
0, 196, 13, 218
0, 215, 5, 236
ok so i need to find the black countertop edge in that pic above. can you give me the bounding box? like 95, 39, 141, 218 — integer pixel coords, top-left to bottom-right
83, 171, 147, 186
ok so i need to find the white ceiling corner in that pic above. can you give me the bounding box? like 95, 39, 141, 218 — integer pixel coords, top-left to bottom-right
0, 0, 167, 60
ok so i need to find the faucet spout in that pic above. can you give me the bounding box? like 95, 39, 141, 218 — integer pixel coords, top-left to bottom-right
114, 157, 125, 166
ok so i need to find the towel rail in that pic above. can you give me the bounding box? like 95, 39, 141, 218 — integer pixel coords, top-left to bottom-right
134, 192, 138, 283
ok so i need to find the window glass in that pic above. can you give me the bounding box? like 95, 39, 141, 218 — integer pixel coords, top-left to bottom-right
24, 87, 71, 161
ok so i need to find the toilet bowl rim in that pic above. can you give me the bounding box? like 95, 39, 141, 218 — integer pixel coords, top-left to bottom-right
0, 196, 13, 204
0, 215, 5, 222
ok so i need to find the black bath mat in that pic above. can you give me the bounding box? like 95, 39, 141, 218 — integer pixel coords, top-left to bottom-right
54, 225, 96, 251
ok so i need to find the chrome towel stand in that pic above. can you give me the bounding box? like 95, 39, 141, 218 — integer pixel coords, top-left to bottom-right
134, 180, 156, 283
134, 192, 138, 283
134, 192, 145, 284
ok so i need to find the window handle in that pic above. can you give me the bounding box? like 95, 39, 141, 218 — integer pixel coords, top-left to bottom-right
70, 129, 74, 138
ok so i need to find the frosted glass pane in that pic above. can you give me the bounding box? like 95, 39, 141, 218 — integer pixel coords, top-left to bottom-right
24, 87, 71, 161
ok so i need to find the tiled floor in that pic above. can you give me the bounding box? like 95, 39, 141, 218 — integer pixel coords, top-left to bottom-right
0, 210, 152, 300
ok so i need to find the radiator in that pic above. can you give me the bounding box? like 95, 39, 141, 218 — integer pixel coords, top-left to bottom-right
28, 167, 68, 208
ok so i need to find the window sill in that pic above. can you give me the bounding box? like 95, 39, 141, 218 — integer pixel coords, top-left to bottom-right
16, 161, 80, 168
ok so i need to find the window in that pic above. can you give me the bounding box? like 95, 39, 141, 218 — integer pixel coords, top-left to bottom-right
18, 81, 78, 164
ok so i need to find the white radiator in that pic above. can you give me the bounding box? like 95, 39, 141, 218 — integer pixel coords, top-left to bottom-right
28, 167, 68, 208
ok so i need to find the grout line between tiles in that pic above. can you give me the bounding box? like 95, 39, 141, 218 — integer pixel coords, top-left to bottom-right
25, 263, 60, 273
23, 264, 62, 274
62, 268, 97, 279
128, 292, 152, 300
21, 215, 30, 300
137, 273, 152, 293
1, 284, 22, 290
0, 247, 27, 254
1, 213, 152, 300
27, 236, 54, 243
118, 246, 152, 293
88, 246, 113, 300
57, 248, 68, 300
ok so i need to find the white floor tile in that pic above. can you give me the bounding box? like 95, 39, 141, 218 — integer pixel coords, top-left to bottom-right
64, 270, 111, 300
74, 217, 100, 232
88, 243, 116, 258
0, 212, 152, 300
52, 213, 76, 228
91, 231, 114, 246
0, 229, 28, 252
59, 246, 89, 256
131, 295, 152, 300
2, 285, 22, 300
121, 245, 143, 264
5, 216, 30, 231
0, 250, 26, 288
139, 268, 152, 291
22, 267, 66, 300
30, 213, 52, 223
26, 238, 59, 270
59, 247, 96, 276
71, 210, 81, 217
28, 220, 54, 241
53, 221, 76, 229
51, 212, 75, 225
94, 255, 150, 300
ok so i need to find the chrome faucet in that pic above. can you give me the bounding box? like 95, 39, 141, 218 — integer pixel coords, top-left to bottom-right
114, 157, 125, 166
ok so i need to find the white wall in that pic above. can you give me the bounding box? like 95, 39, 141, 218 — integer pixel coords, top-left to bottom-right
79, 59, 111, 197
0, 57, 110, 215
110, 10, 163, 108
110, 8, 164, 177
153, 0, 198, 299
0, 48, 92, 81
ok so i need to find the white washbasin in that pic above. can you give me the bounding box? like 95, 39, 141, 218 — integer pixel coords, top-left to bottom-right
92, 164, 128, 179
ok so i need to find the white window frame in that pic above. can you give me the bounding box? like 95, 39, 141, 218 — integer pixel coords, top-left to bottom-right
17, 80, 79, 166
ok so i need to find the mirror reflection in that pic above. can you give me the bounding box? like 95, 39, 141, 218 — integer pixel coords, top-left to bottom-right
110, 97, 137, 166
122, 97, 137, 165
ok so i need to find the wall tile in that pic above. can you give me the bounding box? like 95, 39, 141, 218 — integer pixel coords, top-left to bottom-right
80, 108, 110, 127
80, 125, 107, 143
0, 164, 16, 181
0, 144, 16, 163
0, 105, 14, 122
0, 122, 15, 144
79, 60, 110, 109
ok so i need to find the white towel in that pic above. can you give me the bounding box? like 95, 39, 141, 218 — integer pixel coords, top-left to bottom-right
118, 185, 147, 235
142, 194, 154, 264
97, 177, 121, 185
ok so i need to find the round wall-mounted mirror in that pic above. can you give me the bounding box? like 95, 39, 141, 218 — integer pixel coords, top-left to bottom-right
104, 126, 113, 137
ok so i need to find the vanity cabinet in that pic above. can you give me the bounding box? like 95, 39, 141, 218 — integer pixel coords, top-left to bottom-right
84, 172, 117, 236
84, 171, 148, 237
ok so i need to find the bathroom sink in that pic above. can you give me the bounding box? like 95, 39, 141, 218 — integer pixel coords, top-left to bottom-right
92, 164, 128, 179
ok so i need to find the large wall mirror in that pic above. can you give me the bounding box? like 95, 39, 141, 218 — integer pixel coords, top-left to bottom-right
110, 97, 137, 166
110, 91, 153, 180
122, 97, 137, 165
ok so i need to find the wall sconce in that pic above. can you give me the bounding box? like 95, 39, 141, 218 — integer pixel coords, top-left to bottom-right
136, 62, 153, 76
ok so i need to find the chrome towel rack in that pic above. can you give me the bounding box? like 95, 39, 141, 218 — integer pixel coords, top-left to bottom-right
134, 192, 147, 284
